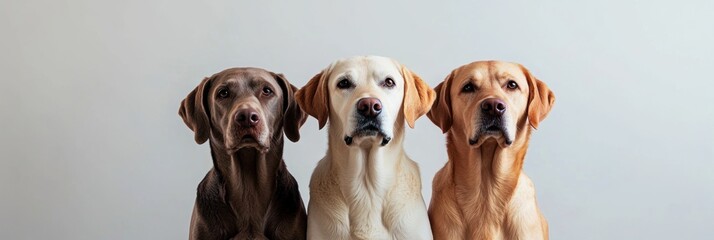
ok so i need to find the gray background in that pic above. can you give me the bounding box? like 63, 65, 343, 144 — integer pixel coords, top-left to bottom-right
1, 0, 713, 239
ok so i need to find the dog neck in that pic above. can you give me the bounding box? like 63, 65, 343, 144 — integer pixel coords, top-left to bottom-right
326, 121, 406, 198
445, 123, 532, 230
209, 134, 284, 224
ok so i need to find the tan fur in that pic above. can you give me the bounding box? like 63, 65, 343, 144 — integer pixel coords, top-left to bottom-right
401, 65, 436, 128
296, 67, 332, 129
427, 61, 554, 240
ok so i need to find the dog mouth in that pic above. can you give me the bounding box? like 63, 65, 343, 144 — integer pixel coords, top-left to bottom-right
344, 120, 391, 146
469, 120, 513, 147
228, 133, 268, 152
240, 135, 258, 143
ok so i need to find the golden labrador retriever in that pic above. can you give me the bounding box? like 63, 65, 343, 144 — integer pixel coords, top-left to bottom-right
427, 61, 554, 240
296, 56, 435, 240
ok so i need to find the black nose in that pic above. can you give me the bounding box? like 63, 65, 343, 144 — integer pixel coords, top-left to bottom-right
356, 97, 382, 118
481, 98, 506, 117
236, 109, 260, 127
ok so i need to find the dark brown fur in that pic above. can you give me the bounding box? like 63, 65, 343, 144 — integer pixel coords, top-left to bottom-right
179, 68, 307, 240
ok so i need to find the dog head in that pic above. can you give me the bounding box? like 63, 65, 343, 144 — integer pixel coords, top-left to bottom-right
179, 68, 306, 152
296, 56, 434, 147
428, 61, 554, 148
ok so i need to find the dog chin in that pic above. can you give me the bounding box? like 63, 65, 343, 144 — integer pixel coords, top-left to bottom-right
344, 129, 392, 147
469, 129, 513, 148
227, 135, 269, 153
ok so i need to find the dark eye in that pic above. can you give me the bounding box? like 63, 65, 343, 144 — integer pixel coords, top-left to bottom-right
462, 83, 475, 93
337, 79, 353, 89
383, 77, 396, 88
217, 88, 229, 98
262, 87, 273, 96
507, 80, 518, 89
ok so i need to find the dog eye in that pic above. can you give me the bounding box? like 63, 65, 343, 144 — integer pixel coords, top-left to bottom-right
217, 88, 230, 98
383, 77, 396, 88
506, 80, 518, 89
461, 83, 475, 93
262, 87, 273, 96
337, 79, 353, 89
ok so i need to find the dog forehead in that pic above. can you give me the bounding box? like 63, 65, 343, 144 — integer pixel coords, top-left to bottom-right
494, 62, 526, 79
330, 56, 400, 80
455, 61, 526, 83
218, 69, 278, 88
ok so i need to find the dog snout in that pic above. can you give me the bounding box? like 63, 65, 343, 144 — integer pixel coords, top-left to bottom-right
356, 97, 382, 118
481, 98, 506, 117
235, 108, 260, 128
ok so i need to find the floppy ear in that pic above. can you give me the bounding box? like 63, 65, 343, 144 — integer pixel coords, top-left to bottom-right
427, 72, 454, 133
401, 65, 436, 128
520, 65, 555, 129
295, 69, 330, 129
179, 77, 212, 144
273, 73, 307, 142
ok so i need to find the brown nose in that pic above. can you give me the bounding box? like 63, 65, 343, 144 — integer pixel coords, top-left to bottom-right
235, 109, 260, 127
481, 98, 506, 117
356, 97, 382, 118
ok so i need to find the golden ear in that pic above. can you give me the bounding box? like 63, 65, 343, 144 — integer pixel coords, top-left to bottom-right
178, 77, 212, 144
401, 65, 436, 128
427, 72, 454, 133
295, 69, 330, 129
520, 65, 555, 129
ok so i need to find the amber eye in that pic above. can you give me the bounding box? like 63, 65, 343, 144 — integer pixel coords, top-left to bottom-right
337, 78, 353, 89
262, 87, 273, 96
461, 83, 475, 93
507, 80, 518, 89
217, 88, 229, 98
383, 77, 395, 88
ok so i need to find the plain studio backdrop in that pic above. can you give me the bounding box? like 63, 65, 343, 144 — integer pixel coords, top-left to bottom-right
1, 0, 713, 239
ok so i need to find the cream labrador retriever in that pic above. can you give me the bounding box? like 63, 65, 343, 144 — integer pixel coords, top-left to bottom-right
296, 56, 435, 240
427, 61, 554, 240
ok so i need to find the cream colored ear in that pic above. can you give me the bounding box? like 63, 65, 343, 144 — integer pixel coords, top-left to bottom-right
401, 65, 436, 128
295, 69, 330, 129
520, 64, 555, 129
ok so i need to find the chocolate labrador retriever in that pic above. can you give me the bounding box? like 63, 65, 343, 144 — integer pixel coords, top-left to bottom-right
179, 67, 307, 240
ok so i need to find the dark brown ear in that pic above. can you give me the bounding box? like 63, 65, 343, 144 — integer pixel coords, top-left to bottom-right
273, 73, 307, 142
520, 64, 555, 129
427, 72, 454, 133
179, 77, 212, 144
401, 65, 436, 128
295, 69, 330, 129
